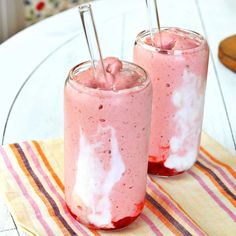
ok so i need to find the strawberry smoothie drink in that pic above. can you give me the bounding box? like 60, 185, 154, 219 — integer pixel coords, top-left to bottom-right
64, 57, 152, 229
134, 28, 209, 176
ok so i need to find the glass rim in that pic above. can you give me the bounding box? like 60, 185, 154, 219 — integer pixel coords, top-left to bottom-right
135, 27, 208, 54
66, 60, 151, 95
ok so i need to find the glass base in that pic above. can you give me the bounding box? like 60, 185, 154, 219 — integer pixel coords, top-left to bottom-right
66, 203, 143, 230
148, 159, 184, 176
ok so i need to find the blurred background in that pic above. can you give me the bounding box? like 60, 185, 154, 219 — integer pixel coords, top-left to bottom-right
0, 0, 91, 42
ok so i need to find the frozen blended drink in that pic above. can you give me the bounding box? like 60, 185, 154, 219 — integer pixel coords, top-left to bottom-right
134, 28, 209, 176
64, 57, 152, 229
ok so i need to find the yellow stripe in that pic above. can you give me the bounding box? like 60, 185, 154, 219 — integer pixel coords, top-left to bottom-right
32, 141, 64, 192
195, 164, 236, 208
149, 176, 207, 235
10, 144, 69, 235
200, 146, 236, 179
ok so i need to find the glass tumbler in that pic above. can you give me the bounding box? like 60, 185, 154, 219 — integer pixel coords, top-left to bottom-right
134, 27, 209, 176
64, 61, 152, 229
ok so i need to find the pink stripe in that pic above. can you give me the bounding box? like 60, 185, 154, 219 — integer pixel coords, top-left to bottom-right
140, 214, 163, 235
0, 146, 55, 236
189, 170, 236, 222
199, 154, 236, 191
147, 180, 206, 236
23, 142, 90, 236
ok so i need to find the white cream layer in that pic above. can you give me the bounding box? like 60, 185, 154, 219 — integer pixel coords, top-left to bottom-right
164, 70, 205, 172
72, 125, 125, 227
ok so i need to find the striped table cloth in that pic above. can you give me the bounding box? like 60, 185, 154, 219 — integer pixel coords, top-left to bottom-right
0, 133, 235, 236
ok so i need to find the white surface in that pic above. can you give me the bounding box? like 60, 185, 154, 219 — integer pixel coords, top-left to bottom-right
0, 0, 235, 234
0, 229, 19, 236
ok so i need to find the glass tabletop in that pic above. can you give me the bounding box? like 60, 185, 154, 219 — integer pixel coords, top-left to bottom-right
3, 0, 233, 154
3, 9, 149, 143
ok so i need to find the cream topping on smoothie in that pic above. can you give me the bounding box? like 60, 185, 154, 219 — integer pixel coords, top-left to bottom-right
72, 126, 125, 227
74, 57, 143, 90
146, 27, 202, 50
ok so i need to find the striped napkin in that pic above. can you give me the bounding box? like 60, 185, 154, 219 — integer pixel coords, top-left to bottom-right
0, 133, 235, 236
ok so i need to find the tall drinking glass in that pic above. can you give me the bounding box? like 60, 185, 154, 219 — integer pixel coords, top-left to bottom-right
64, 59, 152, 229
134, 27, 209, 176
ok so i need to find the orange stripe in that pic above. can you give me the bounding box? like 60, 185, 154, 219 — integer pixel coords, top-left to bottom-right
148, 186, 181, 218
32, 141, 64, 192
195, 164, 236, 208
145, 201, 179, 235
89, 229, 100, 236
145, 193, 181, 236
9, 144, 68, 234
32, 141, 101, 236
200, 146, 236, 179
149, 176, 207, 235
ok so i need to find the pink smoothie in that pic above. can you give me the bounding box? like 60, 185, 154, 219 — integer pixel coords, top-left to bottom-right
134, 28, 209, 176
64, 57, 152, 229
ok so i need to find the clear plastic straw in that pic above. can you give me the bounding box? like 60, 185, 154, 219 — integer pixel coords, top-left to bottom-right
145, 0, 162, 47
79, 4, 106, 78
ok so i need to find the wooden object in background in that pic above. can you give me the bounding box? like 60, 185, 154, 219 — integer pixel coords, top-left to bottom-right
218, 35, 236, 72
